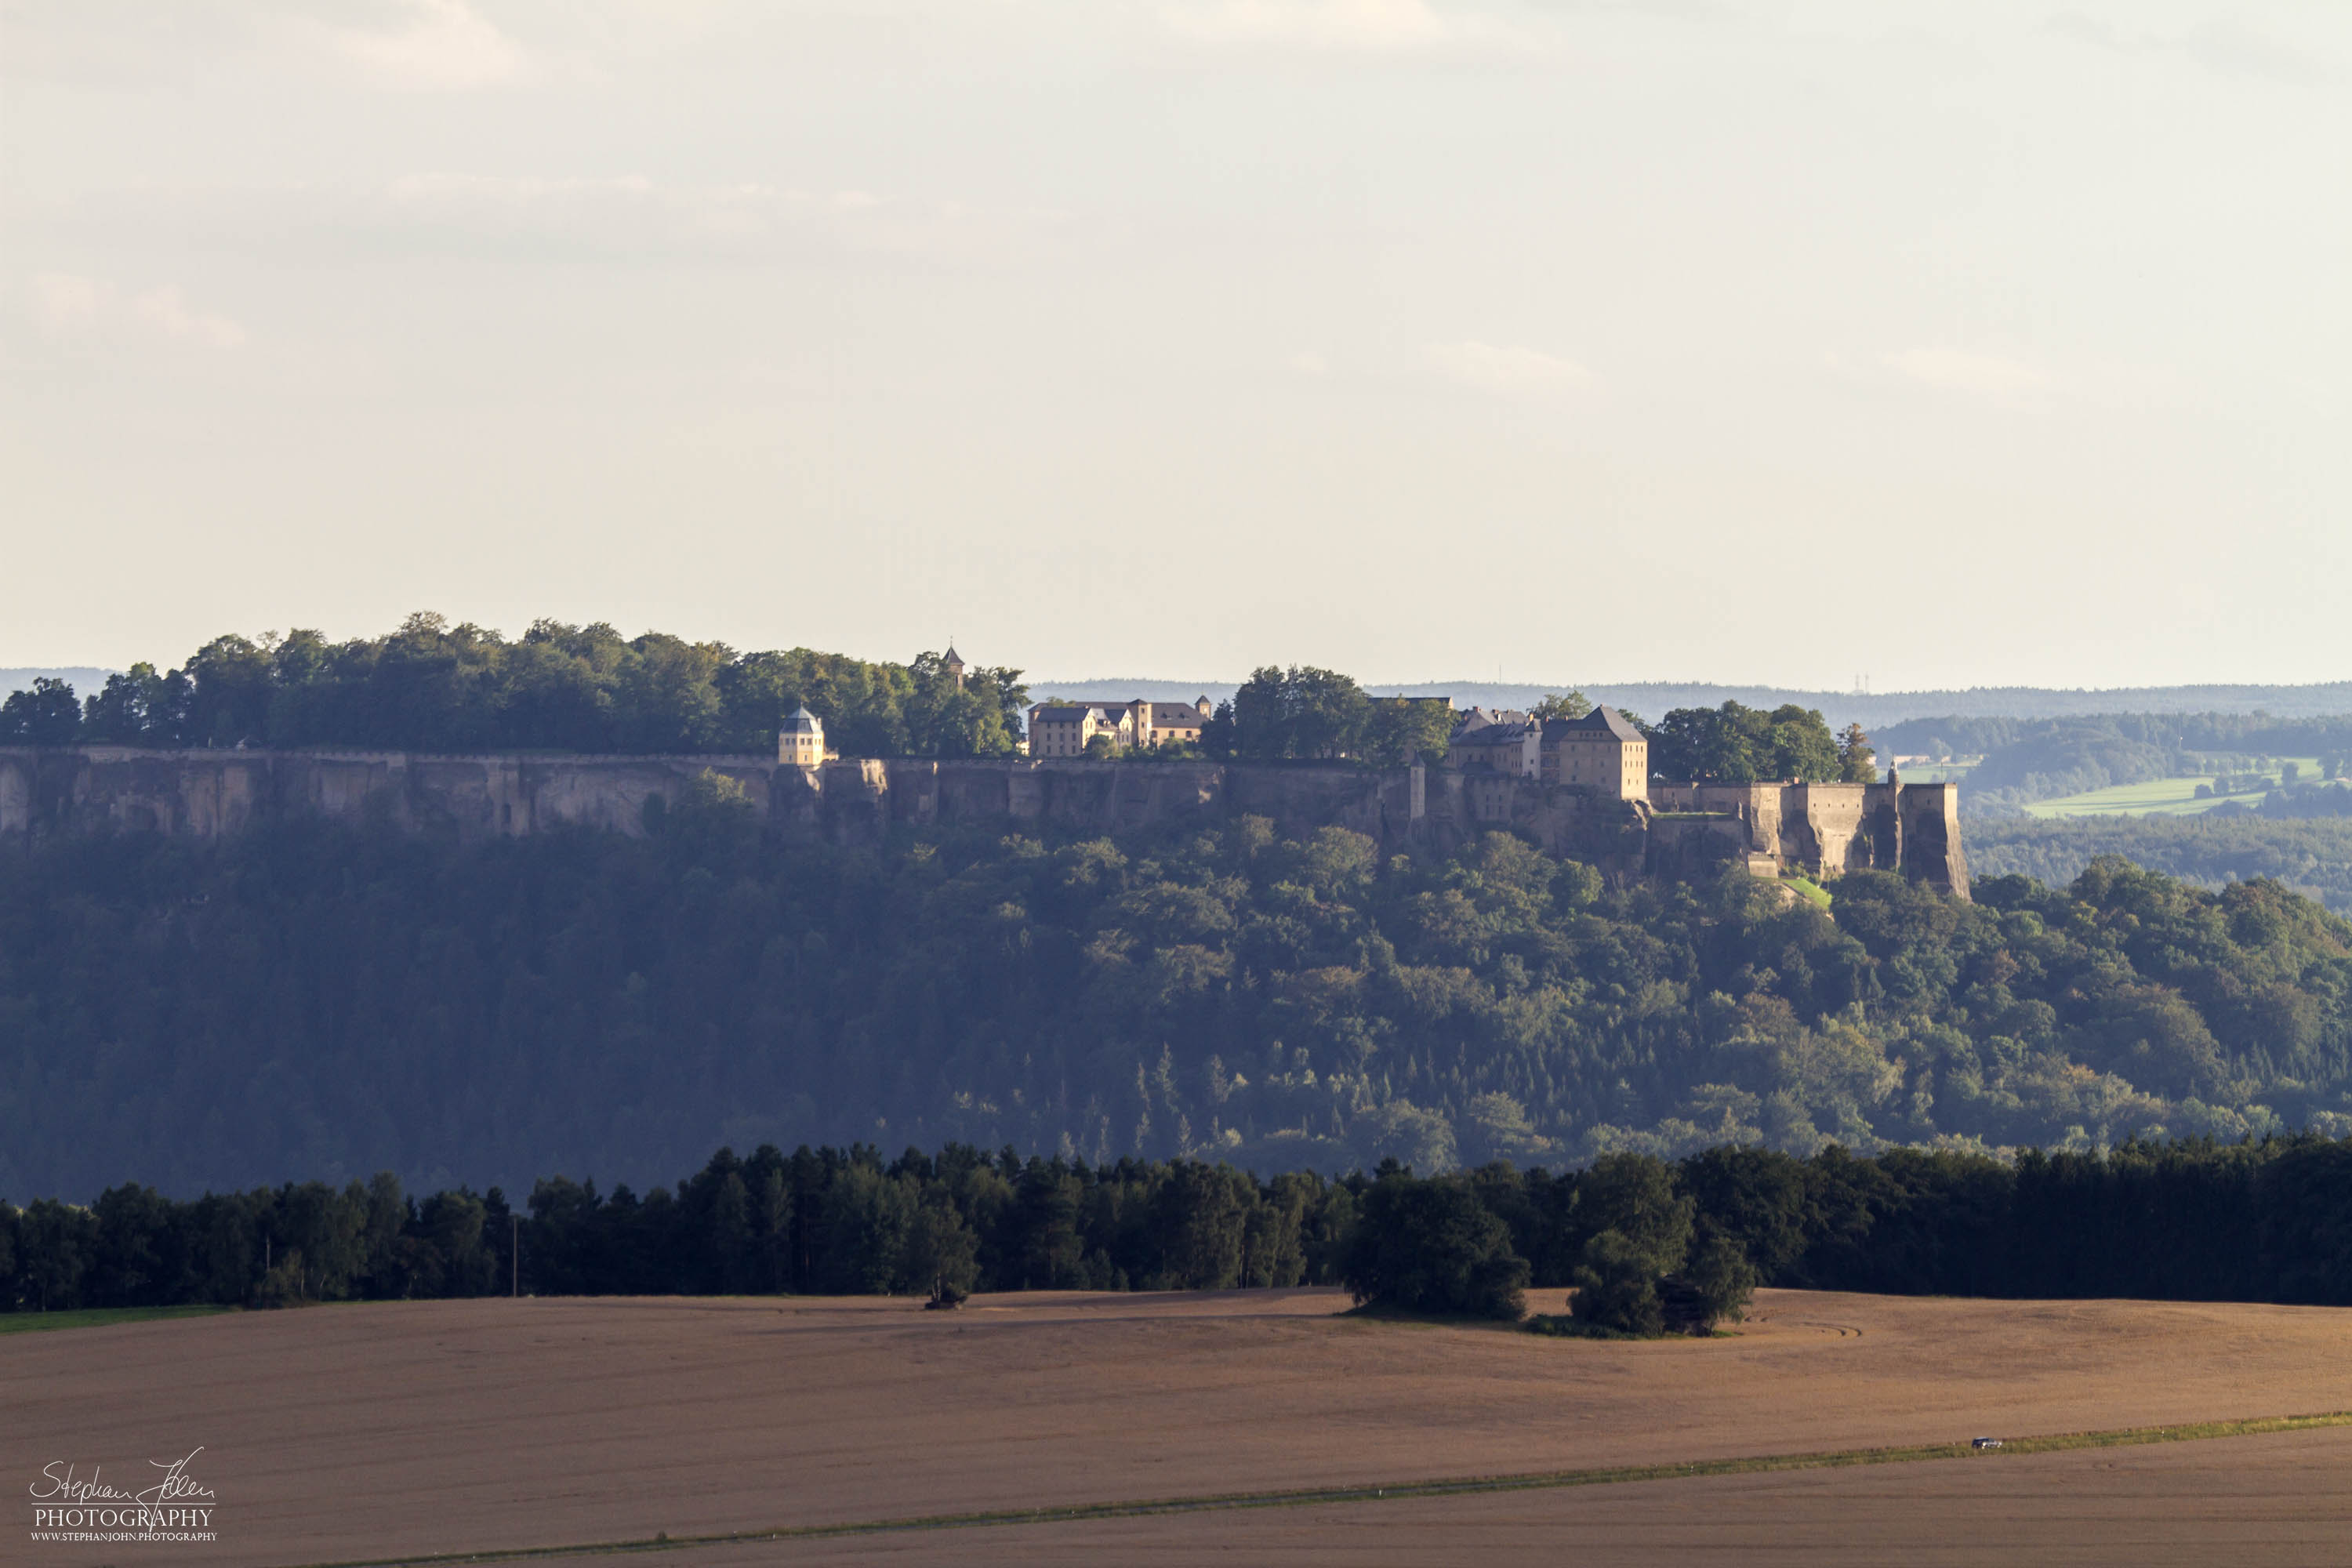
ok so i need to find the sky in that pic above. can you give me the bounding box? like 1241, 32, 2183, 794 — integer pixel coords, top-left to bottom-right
3, 0, 2347, 689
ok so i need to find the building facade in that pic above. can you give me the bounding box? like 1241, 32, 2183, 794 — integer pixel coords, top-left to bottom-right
1026, 696, 1211, 756
1542, 706, 1648, 800
1446, 718, 1541, 778
778, 706, 826, 768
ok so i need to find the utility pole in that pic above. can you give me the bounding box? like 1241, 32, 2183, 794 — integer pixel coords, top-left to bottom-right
510, 1213, 519, 1298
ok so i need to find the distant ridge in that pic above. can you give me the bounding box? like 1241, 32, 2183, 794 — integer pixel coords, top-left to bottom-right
1027, 678, 2352, 731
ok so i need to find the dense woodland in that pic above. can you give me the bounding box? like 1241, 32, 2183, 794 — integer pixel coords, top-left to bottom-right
6, 793, 2352, 1204
1970, 817, 2352, 916
13, 1137, 2352, 1331
0, 615, 1029, 758
1641, 701, 1875, 785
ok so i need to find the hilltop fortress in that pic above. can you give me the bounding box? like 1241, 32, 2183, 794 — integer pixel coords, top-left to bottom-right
0, 704, 1969, 898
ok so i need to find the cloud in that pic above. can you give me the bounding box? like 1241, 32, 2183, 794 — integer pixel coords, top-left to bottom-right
29, 273, 105, 334
1427, 339, 1593, 394
347, 173, 1047, 263
304, 0, 532, 91
1160, 0, 1542, 56
1881, 347, 2044, 398
130, 285, 249, 347
2047, 13, 2330, 87
25, 274, 246, 348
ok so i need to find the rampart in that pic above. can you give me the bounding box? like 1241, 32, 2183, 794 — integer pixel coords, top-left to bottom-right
0, 747, 1968, 898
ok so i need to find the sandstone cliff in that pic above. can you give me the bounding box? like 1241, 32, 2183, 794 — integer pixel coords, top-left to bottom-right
0, 748, 1969, 897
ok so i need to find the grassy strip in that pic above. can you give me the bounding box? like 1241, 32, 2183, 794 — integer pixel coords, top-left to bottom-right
279, 1410, 2352, 1568
1779, 874, 1833, 910
0, 1305, 230, 1334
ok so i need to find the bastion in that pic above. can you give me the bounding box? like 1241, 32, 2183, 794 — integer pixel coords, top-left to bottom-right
0, 747, 1968, 898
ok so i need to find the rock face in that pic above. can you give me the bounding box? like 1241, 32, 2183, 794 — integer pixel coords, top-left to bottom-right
0, 748, 1969, 898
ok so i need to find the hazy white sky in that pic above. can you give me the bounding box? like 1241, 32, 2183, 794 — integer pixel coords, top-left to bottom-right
4, 0, 2346, 688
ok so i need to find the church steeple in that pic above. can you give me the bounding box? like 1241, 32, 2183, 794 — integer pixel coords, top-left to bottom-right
942, 644, 967, 690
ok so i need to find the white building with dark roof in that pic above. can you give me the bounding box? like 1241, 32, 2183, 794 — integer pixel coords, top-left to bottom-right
778, 705, 826, 768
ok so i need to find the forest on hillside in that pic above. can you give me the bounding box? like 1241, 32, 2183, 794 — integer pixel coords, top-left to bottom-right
5, 793, 2351, 1203
1969, 817, 2352, 916
1876, 711, 2352, 815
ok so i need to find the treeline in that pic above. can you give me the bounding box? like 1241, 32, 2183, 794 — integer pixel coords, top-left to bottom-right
5, 627, 1882, 788
1195, 666, 1461, 765
7, 804, 2352, 1203
1872, 712, 2352, 815
13, 1137, 2352, 1330
0, 614, 1027, 758
1971, 816, 2352, 916
1191, 675, 1872, 787
1642, 701, 1872, 785
1880, 711, 2352, 764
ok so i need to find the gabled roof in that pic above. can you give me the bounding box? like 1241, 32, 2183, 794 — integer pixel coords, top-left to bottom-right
1452, 721, 1538, 746
1546, 704, 1643, 742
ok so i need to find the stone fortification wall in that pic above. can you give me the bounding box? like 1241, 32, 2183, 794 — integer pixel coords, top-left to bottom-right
0, 748, 1968, 897
1643, 777, 1967, 898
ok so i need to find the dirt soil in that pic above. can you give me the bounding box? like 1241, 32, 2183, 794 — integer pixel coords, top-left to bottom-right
9, 1285, 2352, 1566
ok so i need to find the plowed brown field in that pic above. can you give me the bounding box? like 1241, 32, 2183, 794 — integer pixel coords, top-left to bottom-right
11, 1286, 2352, 1566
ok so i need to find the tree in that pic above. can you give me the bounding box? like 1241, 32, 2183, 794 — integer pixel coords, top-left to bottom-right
1646, 702, 1841, 783
16, 1199, 96, 1310
1284, 667, 1370, 759
902, 1194, 979, 1304
1570, 1229, 1663, 1335
1198, 700, 1237, 758
905, 651, 1018, 757
1677, 1146, 1809, 1279
1766, 705, 1840, 782
82, 666, 168, 744
1836, 723, 1877, 784
1341, 1175, 1529, 1319
0, 678, 82, 746
1362, 697, 1455, 766
1229, 667, 1290, 760
1530, 691, 1592, 722
1671, 1232, 1758, 1331
1570, 1154, 1693, 1276
1647, 705, 1759, 782
1229, 666, 1370, 760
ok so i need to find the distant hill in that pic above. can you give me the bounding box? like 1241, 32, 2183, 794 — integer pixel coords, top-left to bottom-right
1029, 679, 2352, 732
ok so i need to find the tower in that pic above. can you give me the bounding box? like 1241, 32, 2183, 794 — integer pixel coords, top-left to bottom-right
942, 645, 967, 690
779, 706, 825, 768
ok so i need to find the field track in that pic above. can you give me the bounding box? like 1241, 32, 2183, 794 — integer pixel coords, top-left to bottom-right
12, 1286, 2352, 1565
